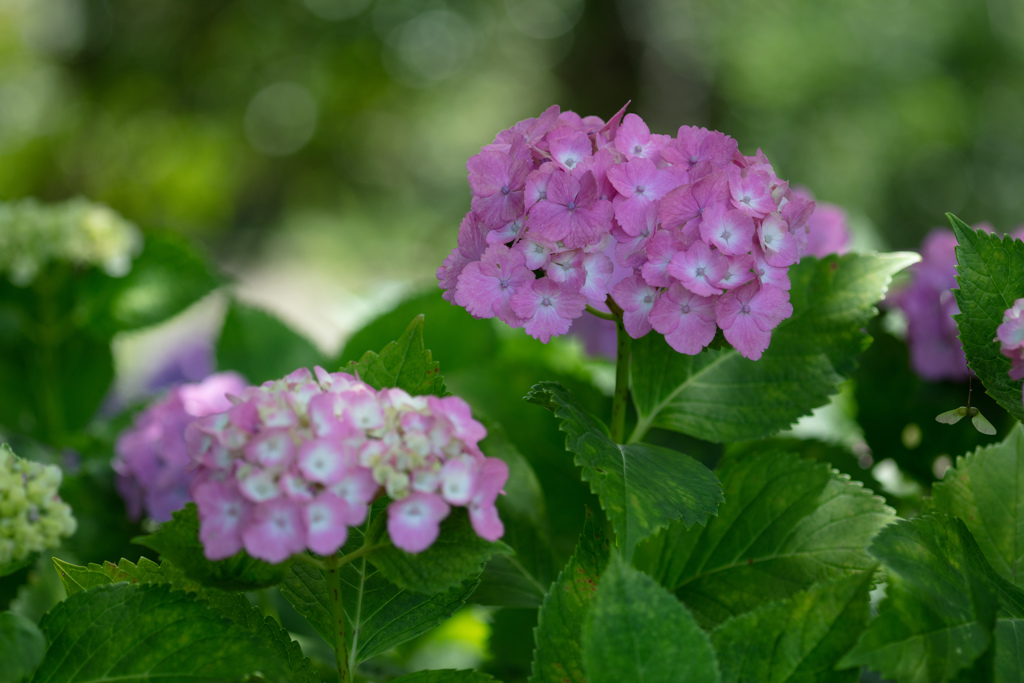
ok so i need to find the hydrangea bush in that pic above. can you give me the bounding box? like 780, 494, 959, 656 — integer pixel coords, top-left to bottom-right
3, 119, 1024, 683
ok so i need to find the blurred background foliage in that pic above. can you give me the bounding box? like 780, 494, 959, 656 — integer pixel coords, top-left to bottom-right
2, 0, 1024, 351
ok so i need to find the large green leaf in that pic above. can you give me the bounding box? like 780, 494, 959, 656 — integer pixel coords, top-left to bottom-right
51, 556, 318, 683
133, 503, 292, 591
469, 424, 556, 609
950, 214, 1024, 423
280, 506, 479, 667
629, 252, 919, 443
634, 451, 894, 628
930, 425, 1024, 586
530, 508, 610, 683
0, 612, 45, 683
996, 619, 1024, 683
364, 507, 512, 595
390, 671, 495, 682
526, 382, 723, 560
582, 554, 720, 683
711, 572, 873, 683
216, 300, 323, 384
31, 583, 292, 682
840, 515, 1024, 682
345, 314, 446, 397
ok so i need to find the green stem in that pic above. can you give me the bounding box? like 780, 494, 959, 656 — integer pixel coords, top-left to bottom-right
585, 305, 617, 321
607, 298, 631, 444
323, 555, 352, 682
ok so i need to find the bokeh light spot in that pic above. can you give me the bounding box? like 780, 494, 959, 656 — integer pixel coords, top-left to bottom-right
244, 82, 318, 157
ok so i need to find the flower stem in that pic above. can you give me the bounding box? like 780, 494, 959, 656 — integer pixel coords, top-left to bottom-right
323, 555, 352, 682
608, 298, 631, 444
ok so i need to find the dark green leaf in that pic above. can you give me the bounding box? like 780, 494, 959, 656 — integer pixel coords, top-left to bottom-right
630, 252, 919, 443
80, 231, 221, 336
530, 508, 610, 683
51, 555, 318, 683
345, 315, 446, 396
133, 503, 291, 591
0, 612, 45, 683
365, 507, 511, 595
711, 572, 873, 683
527, 382, 723, 560
582, 554, 720, 683
390, 671, 495, 682
281, 504, 479, 666
32, 583, 291, 682
950, 214, 1024, 423
471, 424, 556, 608
930, 424, 1024, 586
216, 300, 323, 384
996, 619, 1024, 683
840, 515, 1024, 682
634, 451, 894, 628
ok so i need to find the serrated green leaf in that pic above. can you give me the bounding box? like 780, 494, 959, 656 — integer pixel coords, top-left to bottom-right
530, 508, 610, 683
390, 671, 496, 682
711, 572, 873, 683
582, 554, 720, 683
281, 504, 479, 667
0, 612, 45, 683
345, 315, 446, 396
931, 424, 1024, 586
526, 382, 723, 560
630, 252, 919, 443
634, 451, 894, 628
134, 503, 291, 591
31, 583, 291, 682
468, 424, 556, 608
840, 515, 1024, 682
365, 507, 511, 595
216, 300, 323, 384
51, 555, 317, 683
950, 214, 1024, 423
81, 231, 221, 336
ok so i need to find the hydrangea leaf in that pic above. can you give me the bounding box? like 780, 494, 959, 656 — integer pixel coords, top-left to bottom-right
995, 619, 1024, 683
216, 300, 323, 384
345, 314, 447, 397
530, 508, 610, 683
526, 382, 723, 560
582, 554, 720, 683
950, 214, 1024, 423
840, 515, 1024, 682
82, 231, 222, 336
630, 252, 919, 443
281, 507, 479, 665
364, 507, 512, 595
711, 571, 873, 683
930, 424, 1024, 586
134, 503, 292, 591
31, 583, 294, 682
390, 671, 496, 682
470, 424, 557, 608
634, 451, 894, 628
51, 555, 317, 683
0, 611, 45, 683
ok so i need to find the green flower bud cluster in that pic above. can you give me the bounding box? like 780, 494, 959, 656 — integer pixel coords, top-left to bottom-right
0, 444, 77, 565
0, 198, 142, 286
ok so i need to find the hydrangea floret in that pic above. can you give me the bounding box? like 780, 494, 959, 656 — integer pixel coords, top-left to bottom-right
114, 372, 248, 523
186, 367, 508, 563
893, 224, 1024, 382
996, 298, 1024, 394
0, 198, 142, 286
0, 443, 77, 566
438, 105, 817, 360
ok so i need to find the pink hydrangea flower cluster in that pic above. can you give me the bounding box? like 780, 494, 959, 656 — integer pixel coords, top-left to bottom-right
893, 224, 1024, 382
185, 367, 508, 563
997, 299, 1024, 393
794, 188, 851, 258
438, 105, 817, 360
114, 372, 248, 523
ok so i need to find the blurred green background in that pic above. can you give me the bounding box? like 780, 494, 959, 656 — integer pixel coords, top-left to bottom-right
2, 0, 1024, 351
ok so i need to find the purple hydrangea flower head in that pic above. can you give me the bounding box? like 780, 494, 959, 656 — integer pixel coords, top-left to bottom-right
114, 372, 248, 523
187, 368, 507, 562
997, 298, 1024, 382
439, 105, 818, 360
